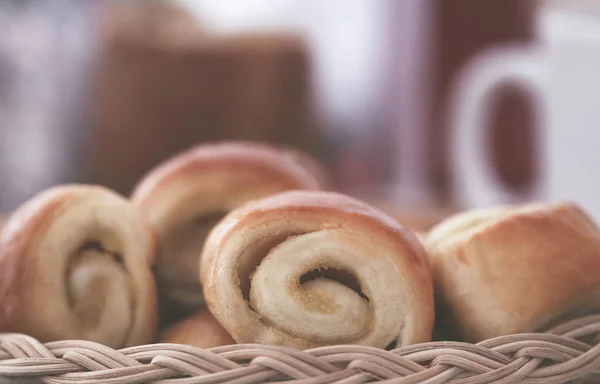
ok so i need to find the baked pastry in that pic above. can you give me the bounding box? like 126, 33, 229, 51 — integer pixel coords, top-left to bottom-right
200, 190, 434, 349
0, 185, 158, 348
131, 141, 327, 311
160, 308, 235, 348
414, 231, 428, 244
426, 202, 600, 343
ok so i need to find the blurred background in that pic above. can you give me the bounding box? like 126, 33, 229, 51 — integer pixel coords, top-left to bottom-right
4, 0, 592, 231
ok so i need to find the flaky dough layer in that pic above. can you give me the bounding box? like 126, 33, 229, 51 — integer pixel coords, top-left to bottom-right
131, 141, 327, 311
200, 190, 434, 349
426, 202, 600, 342
0, 185, 158, 348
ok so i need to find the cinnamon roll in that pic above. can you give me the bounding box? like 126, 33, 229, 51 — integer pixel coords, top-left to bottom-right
414, 231, 427, 244
131, 141, 327, 311
160, 308, 235, 348
200, 191, 434, 349
426, 202, 600, 342
0, 185, 158, 348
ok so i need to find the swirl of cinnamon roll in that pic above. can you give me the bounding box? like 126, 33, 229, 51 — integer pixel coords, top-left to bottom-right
200, 191, 434, 349
0, 185, 158, 348
131, 141, 327, 311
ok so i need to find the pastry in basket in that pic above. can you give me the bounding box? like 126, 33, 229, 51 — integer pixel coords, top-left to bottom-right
160, 308, 235, 348
0, 185, 158, 348
200, 190, 434, 349
131, 141, 327, 312
426, 202, 600, 343
414, 231, 427, 244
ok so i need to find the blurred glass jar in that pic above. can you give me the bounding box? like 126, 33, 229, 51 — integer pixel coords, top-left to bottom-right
0, 0, 100, 213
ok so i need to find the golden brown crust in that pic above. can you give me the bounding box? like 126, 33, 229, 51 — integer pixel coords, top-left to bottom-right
0, 185, 158, 348
200, 190, 434, 349
131, 141, 328, 311
131, 141, 327, 204
425, 202, 600, 342
159, 308, 235, 348
201, 191, 430, 281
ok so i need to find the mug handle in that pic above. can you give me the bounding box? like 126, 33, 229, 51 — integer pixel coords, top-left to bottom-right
448, 44, 547, 208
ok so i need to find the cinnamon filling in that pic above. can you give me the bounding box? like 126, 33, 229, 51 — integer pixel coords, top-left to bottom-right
300, 267, 368, 302
239, 233, 301, 303
66, 240, 133, 346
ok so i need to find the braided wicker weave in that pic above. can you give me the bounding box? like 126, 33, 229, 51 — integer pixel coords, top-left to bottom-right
1, 315, 600, 384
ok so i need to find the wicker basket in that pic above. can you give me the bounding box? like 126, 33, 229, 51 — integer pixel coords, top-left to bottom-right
1, 315, 600, 384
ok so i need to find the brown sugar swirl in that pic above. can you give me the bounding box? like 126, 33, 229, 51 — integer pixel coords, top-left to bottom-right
200, 191, 434, 349
131, 141, 327, 312
0, 185, 158, 348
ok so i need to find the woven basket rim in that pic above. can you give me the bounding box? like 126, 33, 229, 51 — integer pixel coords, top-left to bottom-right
1, 315, 600, 384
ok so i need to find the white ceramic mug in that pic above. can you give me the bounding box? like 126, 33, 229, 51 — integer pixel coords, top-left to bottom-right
449, 0, 600, 222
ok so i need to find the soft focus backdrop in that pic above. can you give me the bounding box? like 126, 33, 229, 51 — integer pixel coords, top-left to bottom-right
4, 0, 586, 228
